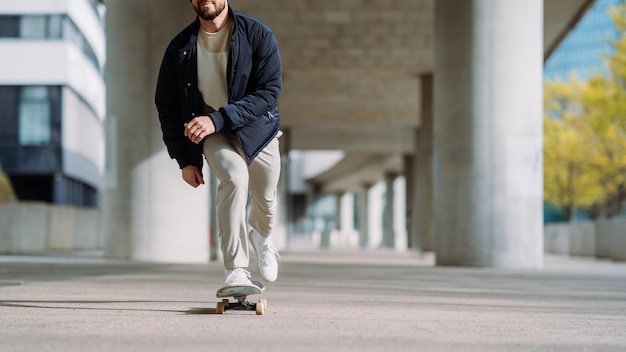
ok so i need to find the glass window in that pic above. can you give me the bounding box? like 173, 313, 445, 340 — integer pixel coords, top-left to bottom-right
63, 18, 100, 72
0, 15, 20, 37
3, 14, 101, 73
20, 15, 64, 39
20, 16, 47, 39
48, 15, 63, 39
64, 19, 82, 50
19, 87, 51, 146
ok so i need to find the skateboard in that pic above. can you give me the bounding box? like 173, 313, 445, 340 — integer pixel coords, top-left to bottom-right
215, 280, 267, 315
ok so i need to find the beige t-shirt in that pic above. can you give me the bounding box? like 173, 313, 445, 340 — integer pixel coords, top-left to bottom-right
196, 18, 234, 112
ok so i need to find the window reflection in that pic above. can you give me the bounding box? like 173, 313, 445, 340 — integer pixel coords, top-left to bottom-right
19, 87, 51, 146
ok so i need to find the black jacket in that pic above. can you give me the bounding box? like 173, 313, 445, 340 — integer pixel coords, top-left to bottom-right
155, 7, 282, 169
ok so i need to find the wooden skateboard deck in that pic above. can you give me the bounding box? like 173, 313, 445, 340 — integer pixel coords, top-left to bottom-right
215, 280, 267, 315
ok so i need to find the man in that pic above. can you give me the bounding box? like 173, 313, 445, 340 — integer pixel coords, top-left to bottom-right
155, 0, 282, 286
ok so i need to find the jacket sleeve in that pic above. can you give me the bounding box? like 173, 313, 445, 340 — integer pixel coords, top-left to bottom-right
209, 27, 282, 132
155, 47, 203, 170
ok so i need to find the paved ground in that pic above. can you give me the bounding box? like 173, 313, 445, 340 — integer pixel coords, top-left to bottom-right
1, 251, 625, 352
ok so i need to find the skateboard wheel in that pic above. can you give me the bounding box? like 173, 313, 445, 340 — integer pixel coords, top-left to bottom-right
215, 302, 225, 314
221, 299, 230, 307
256, 299, 267, 315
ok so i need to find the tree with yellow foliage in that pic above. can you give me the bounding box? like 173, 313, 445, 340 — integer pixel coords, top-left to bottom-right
0, 163, 16, 203
544, 78, 604, 220
544, 4, 626, 220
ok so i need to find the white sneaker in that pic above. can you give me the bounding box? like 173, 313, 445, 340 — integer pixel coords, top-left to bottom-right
249, 230, 280, 282
224, 268, 253, 286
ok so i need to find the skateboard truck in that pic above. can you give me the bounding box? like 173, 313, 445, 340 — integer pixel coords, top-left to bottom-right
216, 296, 267, 315
215, 281, 267, 315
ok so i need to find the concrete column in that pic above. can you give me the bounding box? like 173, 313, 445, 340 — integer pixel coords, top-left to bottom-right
414, 74, 434, 252
393, 176, 408, 251
275, 127, 291, 250
330, 191, 356, 248
383, 173, 397, 249
335, 191, 354, 233
305, 184, 319, 241
381, 173, 407, 249
434, 0, 544, 268
403, 155, 415, 249
103, 1, 209, 262
274, 163, 289, 250
358, 182, 384, 249
334, 193, 342, 234
357, 185, 370, 248
381, 174, 409, 251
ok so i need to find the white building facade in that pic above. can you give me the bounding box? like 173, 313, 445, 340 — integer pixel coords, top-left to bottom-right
0, 0, 105, 206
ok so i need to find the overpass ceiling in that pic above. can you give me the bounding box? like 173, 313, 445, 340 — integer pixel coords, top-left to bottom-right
235, 0, 593, 191
234, 0, 594, 154
307, 153, 405, 194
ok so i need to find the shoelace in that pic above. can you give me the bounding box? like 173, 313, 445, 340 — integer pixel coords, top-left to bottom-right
226, 268, 251, 284
260, 245, 280, 264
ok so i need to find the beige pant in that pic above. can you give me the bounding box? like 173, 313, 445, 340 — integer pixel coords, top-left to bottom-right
202, 131, 281, 269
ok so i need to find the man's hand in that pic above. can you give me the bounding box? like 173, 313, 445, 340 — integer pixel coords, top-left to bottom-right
181, 165, 205, 188
184, 116, 216, 144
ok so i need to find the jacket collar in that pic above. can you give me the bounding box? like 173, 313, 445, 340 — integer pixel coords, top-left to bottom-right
184, 5, 237, 50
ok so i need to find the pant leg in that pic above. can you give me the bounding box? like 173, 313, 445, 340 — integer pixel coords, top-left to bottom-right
202, 133, 250, 269
248, 135, 282, 238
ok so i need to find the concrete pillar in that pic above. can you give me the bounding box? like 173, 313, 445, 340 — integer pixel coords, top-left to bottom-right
334, 193, 342, 234
274, 163, 289, 250
393, 176, 408, 251
382, 174, 409, 251
381, 173, 407, 249
414, 74, 434, 252
434, 0, 544, 268
357, 185, 370, 248
381, 173, 398, 248
275, 127, 291, 250
334, 191, 356, 247
403, 155, 415, 249
336, 191, 354, 233
358, 182, 384, 249
305, 184, 318, 239
103, 1, 209, 262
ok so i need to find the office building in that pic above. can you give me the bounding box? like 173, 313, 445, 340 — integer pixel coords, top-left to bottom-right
545, 0, 625, 81
0, 0, 105, 207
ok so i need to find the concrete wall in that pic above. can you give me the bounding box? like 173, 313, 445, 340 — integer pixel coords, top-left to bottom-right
594, 220, 613, 259
569, 222, 596, 257
544, 223, 570, 255
544, 219, 626, 262
0, 202, 101, 255
2, 199, 624, 262
597, 218, 626, 262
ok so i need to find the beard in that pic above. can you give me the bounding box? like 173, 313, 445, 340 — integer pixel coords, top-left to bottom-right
193, 0, 227, 21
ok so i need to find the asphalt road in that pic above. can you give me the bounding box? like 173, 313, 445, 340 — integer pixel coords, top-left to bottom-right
1, 251, 625, 352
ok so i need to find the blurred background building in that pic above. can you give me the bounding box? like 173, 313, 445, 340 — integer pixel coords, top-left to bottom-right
545, 0, 625, 81
0, 0, 105, 207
